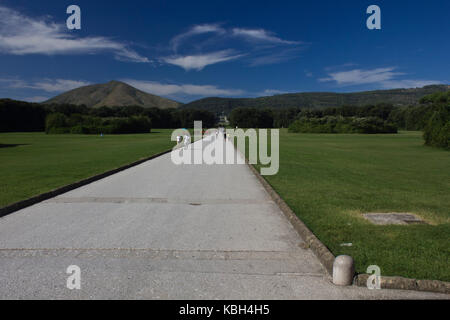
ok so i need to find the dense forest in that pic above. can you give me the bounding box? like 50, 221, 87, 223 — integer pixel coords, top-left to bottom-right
288, 103, 398, 134
182, 85, 449, 114
289, 116, 397, 134
0, 100, 216, 134
229, 103, 399, 130
421, 92, 450, 149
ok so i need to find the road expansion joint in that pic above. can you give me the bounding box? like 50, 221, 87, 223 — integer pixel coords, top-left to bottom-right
0, 248, 308, 260
44, 197, 273, 205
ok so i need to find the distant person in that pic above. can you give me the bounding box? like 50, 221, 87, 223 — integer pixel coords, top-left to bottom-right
184, 135, 190, 147
176, 135, 182, 144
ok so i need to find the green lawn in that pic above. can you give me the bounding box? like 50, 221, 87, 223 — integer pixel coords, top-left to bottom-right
0, 131, 174, 207
250, 130, 450, 281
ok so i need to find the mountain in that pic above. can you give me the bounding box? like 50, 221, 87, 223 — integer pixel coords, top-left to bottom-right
181, 85, 450, 114
44, 81, 181, 109
43, 82, 450, 112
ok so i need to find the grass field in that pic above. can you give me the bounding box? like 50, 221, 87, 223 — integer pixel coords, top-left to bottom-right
0, 131, 174, 207
249, 130, 450, 281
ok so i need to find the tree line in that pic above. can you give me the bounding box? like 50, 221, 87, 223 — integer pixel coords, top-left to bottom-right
288, 103, 398, 134
227, 93, 449, 149
229, 108, 301, 129
0, 100, 216, 134
228, 104, 396, 130
289, 116, 398, 134
1, 93, 448, 149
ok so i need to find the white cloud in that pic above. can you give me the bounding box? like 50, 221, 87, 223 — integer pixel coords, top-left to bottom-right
260, 89, 287, 96
0, 78, 90, 92
162, 50, 244, 71
28, 79, 91, 92
319, 67, 403, 85
163, 24, 303, 70
171, 24, 225, 51
232, 28, 300, 45
23, 96, 49, 103
0, 78, 28, 89
249, 48, 302, 66
122, 79, 244, 97
319, 66, 442, 89
0, 6, 149, 63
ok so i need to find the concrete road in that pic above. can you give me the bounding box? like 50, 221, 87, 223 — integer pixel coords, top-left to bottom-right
0, 136, 448, 299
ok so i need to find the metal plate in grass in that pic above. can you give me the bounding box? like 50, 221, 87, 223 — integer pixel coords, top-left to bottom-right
363, 213, 427, 225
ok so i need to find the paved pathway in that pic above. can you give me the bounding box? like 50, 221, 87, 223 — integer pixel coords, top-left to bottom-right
0, 136, 447, 299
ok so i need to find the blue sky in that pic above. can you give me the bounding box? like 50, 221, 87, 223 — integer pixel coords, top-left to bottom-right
0, 0, 448, 103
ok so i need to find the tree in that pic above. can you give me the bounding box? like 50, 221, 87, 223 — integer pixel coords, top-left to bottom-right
0, 99, 48, 132
229, 108, 274, 128
45, 113, 69, 133
423, 104, 450, 150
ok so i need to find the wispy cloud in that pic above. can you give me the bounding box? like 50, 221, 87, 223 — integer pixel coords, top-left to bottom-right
0, 78, 28, 89
0, 77, 90, 92
0, 5, 149, 63
319, 67, 403, 85
259, 89, 288, 96
23, 96, 50, 103
250, 48, 302, 66
231, 28, 300, 45
319, 66, 441, 89
162, 50, 244, 71
170, 24, 225, 52
162, 24, 303, 71
28, 79, 91, 92
122, 79, 244, 99
324, 63, 358, 72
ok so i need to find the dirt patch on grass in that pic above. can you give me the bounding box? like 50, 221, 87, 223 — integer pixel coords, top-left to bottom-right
363, 213, 427, 225
345, 209, 441, 226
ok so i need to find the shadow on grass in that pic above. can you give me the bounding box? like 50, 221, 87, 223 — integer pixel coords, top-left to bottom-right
0, 144, 29, 149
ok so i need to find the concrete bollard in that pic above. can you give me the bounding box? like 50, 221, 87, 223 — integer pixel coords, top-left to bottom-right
333, 255, 355, 286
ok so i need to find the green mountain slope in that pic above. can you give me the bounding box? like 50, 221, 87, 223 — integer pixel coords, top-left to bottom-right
181, 85, 450, 113
44, 80, 181, 109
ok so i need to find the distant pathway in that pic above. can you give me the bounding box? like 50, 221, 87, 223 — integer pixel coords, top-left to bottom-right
0, 136, 447, 299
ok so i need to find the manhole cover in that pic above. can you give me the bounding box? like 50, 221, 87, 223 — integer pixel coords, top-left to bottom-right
363, 213, 427, 225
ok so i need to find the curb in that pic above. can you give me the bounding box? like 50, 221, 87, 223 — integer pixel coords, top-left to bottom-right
0, 149, 172, 218
235, 142, 450, 295
355, 274, 450, 294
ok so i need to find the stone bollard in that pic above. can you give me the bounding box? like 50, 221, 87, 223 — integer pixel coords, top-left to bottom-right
333, 255, 355, 286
